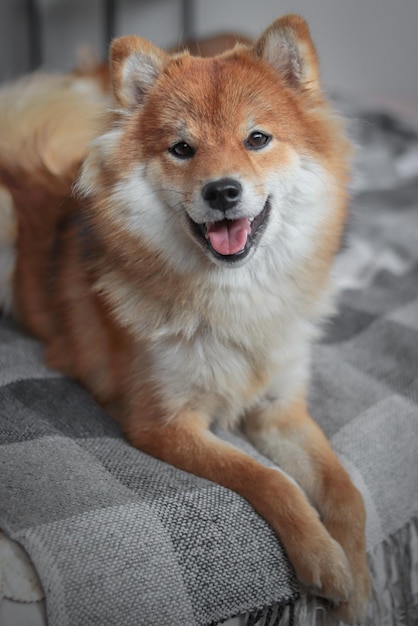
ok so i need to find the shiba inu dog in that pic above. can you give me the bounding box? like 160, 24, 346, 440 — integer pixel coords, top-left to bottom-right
0, 15, 370, 623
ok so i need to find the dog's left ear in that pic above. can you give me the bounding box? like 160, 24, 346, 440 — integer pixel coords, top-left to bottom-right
110, 36, 168, 108
254, 14, 319, 91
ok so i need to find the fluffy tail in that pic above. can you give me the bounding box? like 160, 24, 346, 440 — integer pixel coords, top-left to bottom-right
0, 65, 111, 315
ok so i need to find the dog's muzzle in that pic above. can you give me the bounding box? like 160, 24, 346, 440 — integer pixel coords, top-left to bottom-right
187, 179, 270, 264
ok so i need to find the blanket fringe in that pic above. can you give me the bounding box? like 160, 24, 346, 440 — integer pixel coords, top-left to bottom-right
246, 602, 294, 626
244, 515, 418, 626
364, 514, 418, 626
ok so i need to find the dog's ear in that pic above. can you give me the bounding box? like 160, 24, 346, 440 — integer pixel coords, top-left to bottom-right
254, 14, 319, 91
110, 36, 167, 108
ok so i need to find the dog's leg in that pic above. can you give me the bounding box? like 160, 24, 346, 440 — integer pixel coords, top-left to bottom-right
243, 397, 370, 623
0, 185, 16, 314
127, 411, 353, 606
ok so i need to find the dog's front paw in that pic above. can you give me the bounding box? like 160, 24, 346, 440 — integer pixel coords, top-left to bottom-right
287, 524, 354, 606
328, 558, 370, 625
322, 487, 371, 624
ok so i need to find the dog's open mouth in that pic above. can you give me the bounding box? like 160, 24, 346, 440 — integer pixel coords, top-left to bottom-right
189, 201, 270, 263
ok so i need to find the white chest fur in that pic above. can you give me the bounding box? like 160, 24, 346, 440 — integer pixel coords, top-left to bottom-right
98, 259, 332, 426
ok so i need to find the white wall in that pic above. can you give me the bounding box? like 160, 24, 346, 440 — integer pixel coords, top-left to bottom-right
194, 0, 418, 101
1, 0, 418, 103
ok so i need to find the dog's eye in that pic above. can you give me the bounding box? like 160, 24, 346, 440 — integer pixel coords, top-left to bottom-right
245, 131, 272, 150
169, 142, 195, 160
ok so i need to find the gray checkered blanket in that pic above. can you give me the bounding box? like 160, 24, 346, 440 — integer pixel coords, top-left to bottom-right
0, 109, 418, 626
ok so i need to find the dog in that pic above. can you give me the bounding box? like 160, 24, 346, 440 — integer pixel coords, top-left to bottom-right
0, 15, 370, 623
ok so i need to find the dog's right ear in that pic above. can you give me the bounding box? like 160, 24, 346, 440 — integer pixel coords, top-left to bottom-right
110, 36, 167, 108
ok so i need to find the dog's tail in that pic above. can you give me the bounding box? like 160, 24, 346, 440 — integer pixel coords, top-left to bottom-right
0, 65, 111, 315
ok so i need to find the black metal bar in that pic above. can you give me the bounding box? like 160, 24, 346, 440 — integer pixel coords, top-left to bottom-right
182, 0, 194, 40
104, 0, 117, 57
26, 0, 42, 70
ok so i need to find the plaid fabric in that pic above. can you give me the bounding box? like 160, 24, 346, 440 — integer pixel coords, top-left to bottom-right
1, 110, 418, 626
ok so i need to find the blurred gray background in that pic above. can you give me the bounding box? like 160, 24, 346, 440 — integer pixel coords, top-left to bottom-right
1, 0, 418, 116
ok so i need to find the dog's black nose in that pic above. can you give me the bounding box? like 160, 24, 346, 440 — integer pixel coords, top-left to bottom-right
202, 178, 242, 212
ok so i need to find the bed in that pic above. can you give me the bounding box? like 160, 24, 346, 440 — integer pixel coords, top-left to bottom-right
1, 102, 418, 626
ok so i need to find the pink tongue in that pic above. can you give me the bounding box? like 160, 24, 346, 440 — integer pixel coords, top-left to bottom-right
206, 218, 251, 255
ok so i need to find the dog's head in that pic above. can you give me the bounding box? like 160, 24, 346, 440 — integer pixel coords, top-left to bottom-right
78, 15, 350, 276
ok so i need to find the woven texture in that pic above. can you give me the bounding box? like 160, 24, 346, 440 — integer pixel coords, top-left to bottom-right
1, 109, 418, 626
